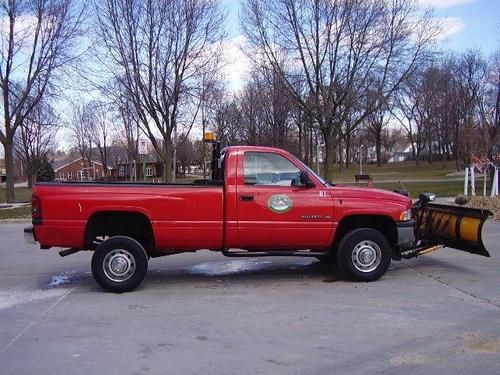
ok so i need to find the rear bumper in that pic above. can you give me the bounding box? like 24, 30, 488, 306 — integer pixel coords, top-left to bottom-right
24, 226, 37, 245
396, 219, 416, 247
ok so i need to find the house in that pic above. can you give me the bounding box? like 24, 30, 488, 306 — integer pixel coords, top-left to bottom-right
112, 154, 162, 182
388, 151, 411, 163
52, 157, 112, 181
388, 145, 413, 163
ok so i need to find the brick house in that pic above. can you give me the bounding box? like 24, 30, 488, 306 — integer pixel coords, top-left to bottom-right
53, 157, 112, 181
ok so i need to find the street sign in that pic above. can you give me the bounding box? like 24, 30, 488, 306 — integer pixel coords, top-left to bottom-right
138, 139, 148, 155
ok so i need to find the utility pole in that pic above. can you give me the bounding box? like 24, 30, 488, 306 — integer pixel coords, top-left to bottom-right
172, 124, 177, 183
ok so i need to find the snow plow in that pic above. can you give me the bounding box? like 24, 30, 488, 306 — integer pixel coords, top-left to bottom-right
399, 193, 492, 259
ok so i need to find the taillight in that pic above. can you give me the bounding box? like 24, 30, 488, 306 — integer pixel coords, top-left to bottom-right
32, 196, 42, 220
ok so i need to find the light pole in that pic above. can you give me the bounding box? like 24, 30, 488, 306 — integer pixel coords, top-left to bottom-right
312, 120, 320, 174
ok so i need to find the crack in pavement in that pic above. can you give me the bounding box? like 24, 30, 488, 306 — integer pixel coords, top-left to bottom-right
403, 263, 500, 310
0, 286, 76, 355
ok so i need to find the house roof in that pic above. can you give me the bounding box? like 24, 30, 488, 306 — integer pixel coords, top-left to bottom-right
52, 157, 112, 172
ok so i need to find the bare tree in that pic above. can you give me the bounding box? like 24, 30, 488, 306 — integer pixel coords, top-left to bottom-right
176, 134, 195, 176
365, 83, 390, 167
14, 99, 59, 187
69, 101, 94, 167
393, 73, 428, 165
478, 51, 500, 162
452, 50, 489, 167
199, 72, 225, 178
0, 0, 83, 201
87, 101, 111, 179
255, 66, 296, 151
211, 99, 242, 146
242, 0, 438, 180
116, 99, 139, 181
94, 0, 225, 182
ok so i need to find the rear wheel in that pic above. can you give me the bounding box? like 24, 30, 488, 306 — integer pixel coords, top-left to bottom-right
91, 236, 148, 293
336, 228, 391, 282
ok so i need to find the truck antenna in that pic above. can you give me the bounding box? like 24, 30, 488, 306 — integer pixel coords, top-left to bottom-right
398, 180, 411, 199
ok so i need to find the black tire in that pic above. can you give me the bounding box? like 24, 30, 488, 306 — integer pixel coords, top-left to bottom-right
91, 236, 148, 293
336, 228, 391, 282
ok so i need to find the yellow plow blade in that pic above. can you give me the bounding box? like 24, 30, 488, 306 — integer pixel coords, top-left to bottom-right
418, 203, 492, 257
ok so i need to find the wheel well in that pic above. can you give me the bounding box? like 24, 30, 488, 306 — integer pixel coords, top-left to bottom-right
84, 211, 155, 252
333, 215, 397, 250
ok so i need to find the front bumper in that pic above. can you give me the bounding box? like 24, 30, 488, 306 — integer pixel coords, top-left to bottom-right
396, 219, 416, 247
24, 226, 37, 245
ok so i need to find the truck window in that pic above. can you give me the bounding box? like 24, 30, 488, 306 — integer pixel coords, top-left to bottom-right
243, 152, 300, 186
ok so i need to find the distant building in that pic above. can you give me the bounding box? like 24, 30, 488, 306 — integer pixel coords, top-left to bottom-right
52, 157, 112, 181
112, 154, 162, 182
388, 151, 411, 163
388, 145, 413, 163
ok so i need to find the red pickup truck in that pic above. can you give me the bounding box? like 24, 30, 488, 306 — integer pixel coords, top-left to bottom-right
24, 145, 491, 292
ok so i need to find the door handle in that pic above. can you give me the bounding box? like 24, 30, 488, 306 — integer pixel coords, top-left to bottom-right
239, 195, 254, 202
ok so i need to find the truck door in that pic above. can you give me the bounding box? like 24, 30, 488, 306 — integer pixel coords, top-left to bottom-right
236, 151, 334, 250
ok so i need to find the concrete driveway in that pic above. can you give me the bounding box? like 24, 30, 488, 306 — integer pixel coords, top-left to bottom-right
1, 221, 499, 375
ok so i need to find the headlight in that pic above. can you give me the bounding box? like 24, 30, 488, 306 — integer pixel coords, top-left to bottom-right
399, 209, 412, 221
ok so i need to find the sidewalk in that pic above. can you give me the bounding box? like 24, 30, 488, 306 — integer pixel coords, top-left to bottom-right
0, 202, 30, 210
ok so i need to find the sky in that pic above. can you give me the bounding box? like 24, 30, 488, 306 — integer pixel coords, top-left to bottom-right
221, 0, 500, 91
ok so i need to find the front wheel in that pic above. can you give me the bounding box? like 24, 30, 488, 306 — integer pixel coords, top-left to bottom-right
91, 236, 148, 293
336, 228, 391, 282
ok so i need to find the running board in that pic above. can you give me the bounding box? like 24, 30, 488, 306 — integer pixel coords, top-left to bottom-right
222, 249, 326, 258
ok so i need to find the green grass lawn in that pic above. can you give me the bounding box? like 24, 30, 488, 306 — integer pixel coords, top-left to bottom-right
331, 160, 459, 182
345, 179, 488, 199
0, 187, 33, 203
0, 187, 33, 220
0, 206, 31, 220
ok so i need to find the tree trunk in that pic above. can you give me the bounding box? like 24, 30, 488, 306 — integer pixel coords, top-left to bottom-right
3, 140, 16, 202
163, 138, 173, 183
323, 135, 335, 182
376, 131, 382, 167
298, 123, 303, 160
345, 132, 351, 169
427, 130, 433, 164
441, 143, 447, 169
27, 173, 35, 189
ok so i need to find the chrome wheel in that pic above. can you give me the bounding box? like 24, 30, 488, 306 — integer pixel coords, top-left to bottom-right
103, 249, 136, 282
351, 240, 382, 273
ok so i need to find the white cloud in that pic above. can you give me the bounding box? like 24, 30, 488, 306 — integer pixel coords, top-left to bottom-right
419, 0, 477, 9
221, 34, 251, 92
436, 16, 466, 40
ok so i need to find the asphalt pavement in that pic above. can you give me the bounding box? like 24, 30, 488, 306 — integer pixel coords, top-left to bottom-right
1, 221, 499, 375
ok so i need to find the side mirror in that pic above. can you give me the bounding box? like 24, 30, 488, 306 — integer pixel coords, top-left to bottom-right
299, 171, 315, 188
418, 192, 436, 205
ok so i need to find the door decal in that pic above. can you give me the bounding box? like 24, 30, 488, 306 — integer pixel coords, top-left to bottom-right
267, 194, 293, 214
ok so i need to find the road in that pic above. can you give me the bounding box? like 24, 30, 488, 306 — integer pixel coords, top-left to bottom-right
1, 221, 499, 375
